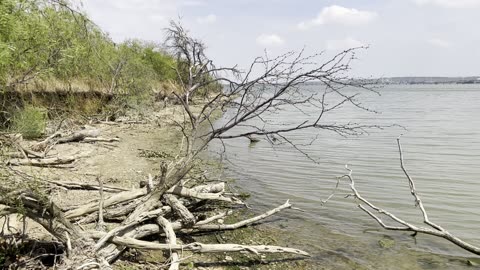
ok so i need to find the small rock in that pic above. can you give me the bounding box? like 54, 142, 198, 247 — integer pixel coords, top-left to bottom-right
217, 219, 224, 224
468, 260, 479, 266
378, 236, 395, 249
225, 255, 233, 261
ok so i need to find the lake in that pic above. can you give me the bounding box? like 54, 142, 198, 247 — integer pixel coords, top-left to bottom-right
207, 84, 480, 269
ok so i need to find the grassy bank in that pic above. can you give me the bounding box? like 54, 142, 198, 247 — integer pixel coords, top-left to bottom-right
0, 0, 183, 136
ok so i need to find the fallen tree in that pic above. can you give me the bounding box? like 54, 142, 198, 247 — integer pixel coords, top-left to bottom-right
336, 137, 480, 256
2, 127, 119, 169
0, 19, 378, 269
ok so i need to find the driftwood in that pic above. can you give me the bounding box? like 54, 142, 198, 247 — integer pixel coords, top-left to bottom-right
47, 180, 128, 193
186, 200, 292, 232
196, 211, 231, 226
82, 137, 120, 143
96, 178, 106, 232
1, 149, 309, 268
86, 201, 294, 241
8, 142, 45, 159
164, 194, 196, 227
87, 205, 308, 257
29, 128, 118, 155
190, 182, 225, 193
56, 129, 100, 144
31, 132, 61, 152
3, 128, 119, 171
167, 185, 242, 204
7, 156, 75, 167
340, 137, 480, 256
157, 216, 180, 270
94, 206, 171, 251
94, 236, 310, 256
77, 199, 144, 224
65, 189, 147, 219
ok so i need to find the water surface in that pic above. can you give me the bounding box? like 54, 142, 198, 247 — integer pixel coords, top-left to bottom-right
208, 84, 480, 269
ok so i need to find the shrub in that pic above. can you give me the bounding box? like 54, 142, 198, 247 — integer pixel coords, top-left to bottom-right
11, 105, 47, 139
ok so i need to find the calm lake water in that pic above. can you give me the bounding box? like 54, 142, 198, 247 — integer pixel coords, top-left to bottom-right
207, 84, 480, 269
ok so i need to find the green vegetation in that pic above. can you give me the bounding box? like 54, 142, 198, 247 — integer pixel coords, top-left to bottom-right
0, 0, 178, 92
10, 105, 47, 139
0, 0, 187, 129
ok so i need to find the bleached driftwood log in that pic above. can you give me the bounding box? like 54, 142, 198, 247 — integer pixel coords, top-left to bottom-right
7, 156, 75, 167
30, 128, 118, 155
181, 200, 292, 232
96, 178, 106, 232
157, 216, 180, 270
82, 137, 120, 143
88, 202, 307, 257
190, 182, 225, 193
94, 236, 310, 256
94, 206, 171, 250
77, 199, 145, 224
47, 180, 128, 193
65, 189, 147, 219
56, 129, 101, 144
196, 211, 231, 225
167, 185, 242, 204
87, 201, 293, 239
164, 194, 196, 227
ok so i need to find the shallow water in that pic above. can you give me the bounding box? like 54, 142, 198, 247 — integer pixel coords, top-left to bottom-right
207, 84, 480, 269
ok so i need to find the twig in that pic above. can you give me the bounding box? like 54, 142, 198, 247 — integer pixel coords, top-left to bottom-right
65, 232, 72, 258
96, 177, 106, 232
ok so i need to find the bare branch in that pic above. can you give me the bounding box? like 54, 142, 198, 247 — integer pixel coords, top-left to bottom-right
338, 139, 480, 255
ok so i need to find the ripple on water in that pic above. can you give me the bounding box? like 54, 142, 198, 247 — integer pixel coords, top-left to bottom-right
208, 84, 480, 268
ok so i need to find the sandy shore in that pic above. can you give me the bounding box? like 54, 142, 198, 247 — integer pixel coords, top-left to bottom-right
2, 103, 317, 269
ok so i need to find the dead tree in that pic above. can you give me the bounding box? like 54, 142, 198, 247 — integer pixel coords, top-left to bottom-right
0, 20, 379, 268
163, 21, 379, 160
338, 137, 480, 256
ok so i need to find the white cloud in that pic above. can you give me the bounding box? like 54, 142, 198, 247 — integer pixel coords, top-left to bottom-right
428, 38, 452, 48
326, 37, 366, 50
256, 34, 285, 47
82, 0, 179, 41
197, 14, 217, 24
298, 5, 378, 30
413, 0, 480, 8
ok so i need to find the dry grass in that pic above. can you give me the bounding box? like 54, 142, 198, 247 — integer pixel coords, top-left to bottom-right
12, 78, 109, 93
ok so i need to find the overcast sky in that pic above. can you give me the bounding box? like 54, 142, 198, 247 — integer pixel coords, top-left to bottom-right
81, 0, 480, 78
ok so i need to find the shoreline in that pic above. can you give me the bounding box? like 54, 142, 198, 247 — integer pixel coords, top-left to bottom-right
1, 102, 316, 269
3, 98, 480, 269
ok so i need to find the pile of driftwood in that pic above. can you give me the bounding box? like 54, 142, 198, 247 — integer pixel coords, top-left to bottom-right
0, 130, 309, 269
3, 127, 119, 168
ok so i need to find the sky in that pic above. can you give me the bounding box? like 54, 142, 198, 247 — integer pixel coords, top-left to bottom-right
81, 0, 480, 78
